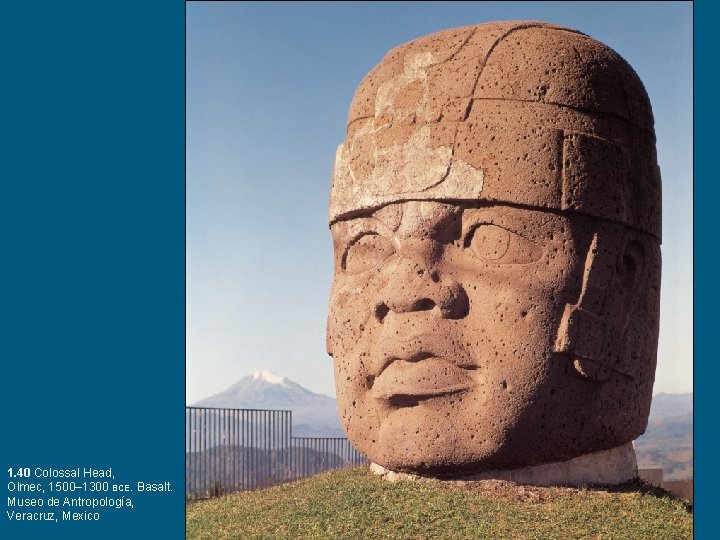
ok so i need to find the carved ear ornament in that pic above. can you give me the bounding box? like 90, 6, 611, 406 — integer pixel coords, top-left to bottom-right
554, 226, 645, 381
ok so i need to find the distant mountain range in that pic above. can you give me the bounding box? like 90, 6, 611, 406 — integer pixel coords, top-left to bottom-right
635, 392, 693, 481
192, 370, 345, 437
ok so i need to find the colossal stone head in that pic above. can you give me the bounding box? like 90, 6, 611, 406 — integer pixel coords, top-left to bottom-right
326, 21, 661, 475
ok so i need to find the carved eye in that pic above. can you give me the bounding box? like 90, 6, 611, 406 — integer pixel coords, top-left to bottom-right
464, 224, 543, 264
343, 233, 396, 275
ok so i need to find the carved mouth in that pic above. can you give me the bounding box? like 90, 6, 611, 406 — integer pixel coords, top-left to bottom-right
370, 358, 475, 402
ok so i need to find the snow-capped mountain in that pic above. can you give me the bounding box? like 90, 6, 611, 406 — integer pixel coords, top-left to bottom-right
192, 370, 345, 437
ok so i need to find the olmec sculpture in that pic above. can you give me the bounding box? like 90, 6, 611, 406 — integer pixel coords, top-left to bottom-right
326, 21, 661, 480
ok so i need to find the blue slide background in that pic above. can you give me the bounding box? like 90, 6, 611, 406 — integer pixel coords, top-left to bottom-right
0, 2, 184, 538
695, 1, 713, 539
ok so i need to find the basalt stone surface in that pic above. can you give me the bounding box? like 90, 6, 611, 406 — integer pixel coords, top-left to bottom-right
326, 22, 661, 476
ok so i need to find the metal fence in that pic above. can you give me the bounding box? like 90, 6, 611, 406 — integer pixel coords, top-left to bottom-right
186, 407, 367, 499
290, 436, 367, 480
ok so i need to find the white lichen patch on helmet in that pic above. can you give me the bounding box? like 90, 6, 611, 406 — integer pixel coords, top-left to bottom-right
330, 51, 484, 223
330, 122, 484, 223
374, 52, 437, 124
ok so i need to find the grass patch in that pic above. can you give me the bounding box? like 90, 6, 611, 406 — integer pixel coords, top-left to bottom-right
186, 467, 692, 539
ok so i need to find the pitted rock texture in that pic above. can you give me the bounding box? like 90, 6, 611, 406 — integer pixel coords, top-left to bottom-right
327, 22, 661, 477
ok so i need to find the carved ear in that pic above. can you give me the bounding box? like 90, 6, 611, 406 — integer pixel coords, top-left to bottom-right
616, 239, 645, 291
554, 226, 645, 382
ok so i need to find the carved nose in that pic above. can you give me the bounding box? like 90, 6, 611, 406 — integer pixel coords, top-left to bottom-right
374, 259, 468, 322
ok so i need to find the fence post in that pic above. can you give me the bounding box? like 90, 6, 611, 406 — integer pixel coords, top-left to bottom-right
185, 406, 367, 499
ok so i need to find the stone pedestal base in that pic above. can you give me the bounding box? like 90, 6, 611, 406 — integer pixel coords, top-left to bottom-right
370, 442, 637, 487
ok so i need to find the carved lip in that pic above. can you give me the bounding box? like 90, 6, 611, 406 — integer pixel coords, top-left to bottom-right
370, 357, 475, 400
373, 332, 474, 376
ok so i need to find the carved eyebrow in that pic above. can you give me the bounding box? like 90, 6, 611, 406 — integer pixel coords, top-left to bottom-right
460, 208, 553, 244
461, 215, 530, 241
371, 202, 403, 232
462, 222, 519, 247
463, 222, 547, 266
340, 231, 399, 273
339, 216, 396, 242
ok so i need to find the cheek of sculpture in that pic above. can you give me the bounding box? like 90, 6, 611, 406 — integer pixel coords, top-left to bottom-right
327, 205, 591, 474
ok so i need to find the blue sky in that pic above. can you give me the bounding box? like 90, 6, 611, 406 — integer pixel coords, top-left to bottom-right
186, 1, 692, 403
